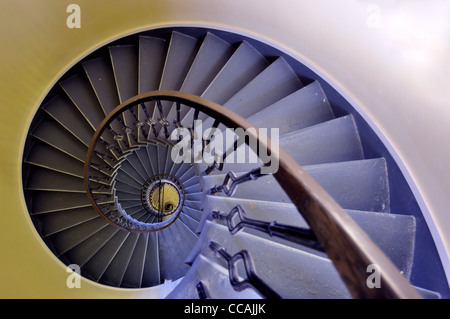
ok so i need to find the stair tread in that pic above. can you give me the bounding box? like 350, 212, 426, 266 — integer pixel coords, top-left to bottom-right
110, 45, 138, 103
83, 57, 121, 115
31, 117, 88, 162
196, 114, 365, 174
346, 209, 416, 278
247, 80, 334, 135
138, 36, 167, 123
183, 206, 203, 223
141, 232, 161, 287
63, 224, 119, 268
278, 114, 364, 165
156, 144, 168, 175
179, 165, 196, 183
173, 162, 192, 181
164, 32, 235, 129
223, 56, 303, 118
25, 142, 85, 178
180, 32, 235, 97
186, 192, 202, 202
100, 232, 140, 287
31, 191, 92, 214
121, 233, 149, 288
81, 229, 130, 282
186, 220, 351, 298
115, 180, 141, 194
37, 206, 99, 237
200, 41, 270, 107
135, 146, 155, 178
158, 218, 199, 281
25, 166, 85, 192
202, 158, 390, 213
159, 31, 199, 93
184, 180, 201, 193
43, 95, 94, 146
201, 195, 416, 277
124, 152, 150, 181
60, 74, 106, 129
115, 190, 141, 201
179, 212, 200, 235
145, 144, 159, 175
115, 169, 143, 189
49, 216, 109, 255
151, 32, 199, 139
303, 158, 390, 213
166, 254, 261, 299
185, 200, 202, 211
119, 160, 147, 184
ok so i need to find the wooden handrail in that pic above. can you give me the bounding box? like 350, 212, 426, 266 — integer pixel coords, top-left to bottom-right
84, 90, 422, 298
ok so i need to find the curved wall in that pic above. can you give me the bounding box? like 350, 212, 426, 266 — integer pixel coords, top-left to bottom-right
0, 0, 448, 297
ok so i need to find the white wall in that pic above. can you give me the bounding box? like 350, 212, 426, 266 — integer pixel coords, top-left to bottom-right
188, 0, 450, 281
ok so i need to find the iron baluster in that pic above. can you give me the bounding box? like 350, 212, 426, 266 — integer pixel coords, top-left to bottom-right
94, 150, 115, 163
94, 194, 112, 203
156, 99, 170, 138
158, 117, 170, 138
203, 140, 235, 175
209, 167, 266, 196
196, 281, 209, 299
208, 241, 281, 299
204, 128, 247, 175
99, 203, 115, 215
135, 103, 150, 142
90, 162, 113, 173
106, 127, 128, 153
173, 102, 183, 129
146, 117, 159, 138
115, 112, 137, 143
202, 119, 221, 158
90, 184, 110, 193
100, 138, 121, 161
138, 102, 156, 138
113, 131, 127, 146
204, 119, 220, 146
140, 102, 151, 119
204, 160, 221, 175
128, 106, 139, 122
212, 205, 324, 251
125, 126, 137, 143
89, 175, 110, 183
171, 102, 185, 143
188, 109, 200, 155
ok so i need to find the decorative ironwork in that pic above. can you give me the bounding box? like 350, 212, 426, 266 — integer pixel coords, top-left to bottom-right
156, 100, 171, 138
209, 167, 266, 196
212, 205, 324, 251
196, 281, 209, 299
83, 90, 421, 298
209, 241, 281, 299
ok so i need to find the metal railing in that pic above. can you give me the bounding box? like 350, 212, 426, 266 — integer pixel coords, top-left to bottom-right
83, 90, 421, 298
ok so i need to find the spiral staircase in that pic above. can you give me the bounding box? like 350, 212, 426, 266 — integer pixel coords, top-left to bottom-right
21, 28, 449, 298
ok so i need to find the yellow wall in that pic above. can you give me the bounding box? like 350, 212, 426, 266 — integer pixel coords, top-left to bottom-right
0, 0, 449, 297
